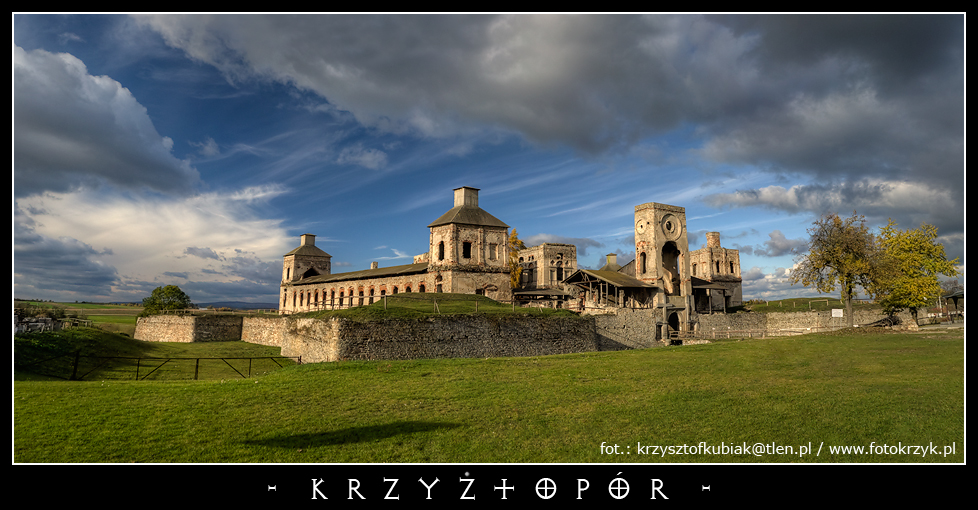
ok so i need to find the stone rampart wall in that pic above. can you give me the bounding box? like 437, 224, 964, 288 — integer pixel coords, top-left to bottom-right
135, 315, 244, 343
695, 309, 916, 336
593, 309, 662, 350
134, 315, 198, 343
135, 313, 594, 363
282, 315, 596, 363
134, 308, 913, 362
241, 316, 288, 346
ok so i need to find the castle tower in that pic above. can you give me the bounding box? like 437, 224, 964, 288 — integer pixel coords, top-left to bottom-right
426, 186, 512, 300
633, 202, 694, 338
282, 234, 332, 283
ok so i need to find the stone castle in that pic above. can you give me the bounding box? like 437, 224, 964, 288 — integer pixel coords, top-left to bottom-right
279, 186, 743, 340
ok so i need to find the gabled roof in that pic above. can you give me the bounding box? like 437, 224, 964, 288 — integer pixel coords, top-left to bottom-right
563, 269, 656, 289
284, 244, 331, 258
427, 205, 509, 229
286, 262, 429, 286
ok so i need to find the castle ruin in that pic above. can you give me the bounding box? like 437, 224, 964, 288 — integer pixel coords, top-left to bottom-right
279, 186, 742, 341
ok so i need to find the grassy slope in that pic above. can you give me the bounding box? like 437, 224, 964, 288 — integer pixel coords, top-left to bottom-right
13, 327, 963, 463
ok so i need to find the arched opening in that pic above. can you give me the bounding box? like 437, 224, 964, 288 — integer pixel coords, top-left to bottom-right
668, 312, 681, 345
662, 242, 681, 296
640, 252, 647, 274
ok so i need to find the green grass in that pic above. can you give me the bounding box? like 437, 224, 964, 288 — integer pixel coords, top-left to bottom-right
299, 292, 580, 321
13, 326, 963, 463
14, 328, 295, 382
745, 297, 879, 313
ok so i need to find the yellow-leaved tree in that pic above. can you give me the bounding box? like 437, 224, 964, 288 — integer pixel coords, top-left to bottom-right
508, 229, 526, 290
874, 220, 959, 323
790, 212, 884, 327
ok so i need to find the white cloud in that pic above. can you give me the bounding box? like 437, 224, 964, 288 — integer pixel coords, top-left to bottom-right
336, 144, 388, 170
14, 46, 200, 197
14, 186, 292, 301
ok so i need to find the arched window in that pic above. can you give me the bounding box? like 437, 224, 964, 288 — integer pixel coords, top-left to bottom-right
438, 241, 445, 261
419, 283, 426, 293
640, 252, 647, 274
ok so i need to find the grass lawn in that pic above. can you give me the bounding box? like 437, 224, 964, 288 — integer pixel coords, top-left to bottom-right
13, 325, 963, 464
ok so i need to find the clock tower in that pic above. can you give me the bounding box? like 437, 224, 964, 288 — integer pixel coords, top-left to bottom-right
634, 202, 694, 339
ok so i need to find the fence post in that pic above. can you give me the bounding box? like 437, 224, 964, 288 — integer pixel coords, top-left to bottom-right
70, 350, 80, 381
194, 359, 200, 380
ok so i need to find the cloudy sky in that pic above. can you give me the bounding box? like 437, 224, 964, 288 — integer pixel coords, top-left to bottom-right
13, 14, 964, 305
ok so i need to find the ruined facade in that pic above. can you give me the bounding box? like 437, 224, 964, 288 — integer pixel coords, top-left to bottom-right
512, 243, 578, 308
279, 187, 512, 313
562, 202, 742, 341
278, 189, 743, 342
566, 203, 696, 337
689, 232, 743, 312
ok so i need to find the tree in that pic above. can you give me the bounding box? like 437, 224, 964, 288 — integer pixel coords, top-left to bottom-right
508, 229, 527, 290
141, 285, 193, 315
790, 212, 884, 327
874, 220, 959, 323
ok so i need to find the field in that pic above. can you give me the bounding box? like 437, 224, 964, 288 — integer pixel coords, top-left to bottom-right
13, 326, 963, 464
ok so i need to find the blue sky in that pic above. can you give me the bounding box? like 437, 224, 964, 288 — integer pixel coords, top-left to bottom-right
13, 14, 964, 305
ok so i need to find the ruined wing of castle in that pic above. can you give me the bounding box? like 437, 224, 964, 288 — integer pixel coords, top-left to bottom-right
280, 186, 742, 338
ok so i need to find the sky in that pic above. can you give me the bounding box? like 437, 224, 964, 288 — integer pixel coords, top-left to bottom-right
13, 14, 965, 306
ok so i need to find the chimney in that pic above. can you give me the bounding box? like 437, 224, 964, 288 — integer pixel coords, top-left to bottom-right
454, 186, 479, 207
706, 232, 720, 248
300, 234, 316, 246
370, 261, 379, 270
607, 253, 617, 266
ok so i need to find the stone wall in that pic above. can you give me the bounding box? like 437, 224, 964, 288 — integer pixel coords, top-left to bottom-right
241, 316, 288, 346
134, 315, 243, 343
135, 313, 595, 363
134, 307, 914, 363
695, 309, 916, 336
593, 308, 662, 350
282, 315, 596, 363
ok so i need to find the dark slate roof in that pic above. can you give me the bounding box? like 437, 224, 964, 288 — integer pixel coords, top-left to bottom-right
427, 205, 510, 229
288, 262, 429, 286
284, 245, 331, 258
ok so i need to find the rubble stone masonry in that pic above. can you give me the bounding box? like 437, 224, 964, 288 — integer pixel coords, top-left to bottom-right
135, 307, 915, 362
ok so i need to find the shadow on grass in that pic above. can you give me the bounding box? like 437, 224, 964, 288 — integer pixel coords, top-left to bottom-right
245, 421, 462, 448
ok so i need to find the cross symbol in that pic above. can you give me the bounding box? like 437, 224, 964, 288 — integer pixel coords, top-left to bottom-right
494, 479, 515, 499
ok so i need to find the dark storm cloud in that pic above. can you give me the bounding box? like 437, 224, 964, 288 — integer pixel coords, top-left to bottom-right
136, 14, 962, 195
752, 230, 809, 258
14, 208, 119, 296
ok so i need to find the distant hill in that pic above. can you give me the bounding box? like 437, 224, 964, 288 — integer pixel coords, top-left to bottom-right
197, 301, 279, 311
